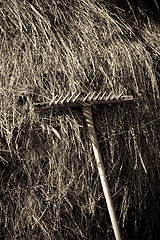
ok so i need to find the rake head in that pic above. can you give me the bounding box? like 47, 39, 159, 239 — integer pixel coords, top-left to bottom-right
33, 92, 134, 111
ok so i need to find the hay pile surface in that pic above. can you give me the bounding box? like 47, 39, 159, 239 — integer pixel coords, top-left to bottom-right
0, 1, 160, 239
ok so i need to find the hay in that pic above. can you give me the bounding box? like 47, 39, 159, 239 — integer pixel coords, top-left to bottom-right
0, 1, 160, 239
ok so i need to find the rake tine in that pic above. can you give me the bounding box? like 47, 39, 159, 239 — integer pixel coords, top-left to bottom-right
93, 91, 102, 101
99, 91, 107, 100
83, 92, 91, 102
105, 92, 113, 101
113, 93, 119, 100
71, 92, 81, 102
111, 94, 115, 100
117, 92, 123, 99
89, 91, 96, 101
49, 95, 58, 105
55, 94, 64, 104
60, 93, 70, 104
66, 92, 75, 103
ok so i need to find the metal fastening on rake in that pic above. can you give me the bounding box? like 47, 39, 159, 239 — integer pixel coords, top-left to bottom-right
33, 92, 134, 240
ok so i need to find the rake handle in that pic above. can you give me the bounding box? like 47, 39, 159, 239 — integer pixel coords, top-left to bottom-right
82, 106, 121, 240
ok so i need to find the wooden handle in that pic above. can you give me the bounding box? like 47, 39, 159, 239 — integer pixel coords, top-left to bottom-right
82, 106, 121, 240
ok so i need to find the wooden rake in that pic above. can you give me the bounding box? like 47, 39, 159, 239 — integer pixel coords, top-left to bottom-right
33, 92, 134, 240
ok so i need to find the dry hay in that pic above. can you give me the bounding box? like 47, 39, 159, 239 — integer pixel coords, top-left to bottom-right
0, 1, 160, 239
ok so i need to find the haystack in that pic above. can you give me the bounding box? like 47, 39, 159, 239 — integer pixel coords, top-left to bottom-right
0, 1, 160, 239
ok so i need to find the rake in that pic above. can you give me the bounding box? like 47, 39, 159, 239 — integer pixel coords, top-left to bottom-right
33, 92, 134, 240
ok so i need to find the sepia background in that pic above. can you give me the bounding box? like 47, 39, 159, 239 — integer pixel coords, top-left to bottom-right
0, 1, 160, 239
